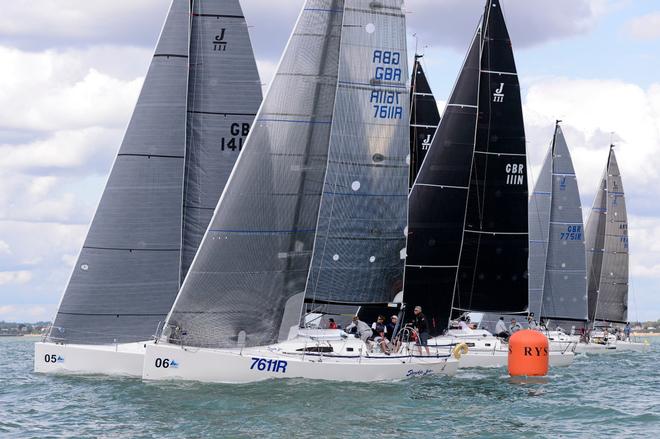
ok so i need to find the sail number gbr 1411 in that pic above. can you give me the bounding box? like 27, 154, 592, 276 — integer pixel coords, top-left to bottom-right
220, 123, 251, 151
371, 50, 403, 120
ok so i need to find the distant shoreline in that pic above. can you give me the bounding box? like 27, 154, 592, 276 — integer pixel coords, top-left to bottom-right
632, 333, 660, 337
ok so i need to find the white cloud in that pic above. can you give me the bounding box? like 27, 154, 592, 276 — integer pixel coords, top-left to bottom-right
0, 271, 33, 286
408, 0, 610, 52
625, 12, 660, 41
524, 77, 660, 202
0, 0, 168, 49
0, 305, 17, 315
0, 46, 142, 132
0, 241, 10, 254
0, 304, 55, 322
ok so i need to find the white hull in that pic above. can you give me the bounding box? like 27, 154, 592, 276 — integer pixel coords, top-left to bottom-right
574, 340, 649, 354
143, 335, 459, 384
428, 330, 574, 368
34, 341, 145, 377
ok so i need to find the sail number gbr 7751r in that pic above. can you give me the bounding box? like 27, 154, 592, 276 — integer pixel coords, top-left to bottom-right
370, 50, 403, 120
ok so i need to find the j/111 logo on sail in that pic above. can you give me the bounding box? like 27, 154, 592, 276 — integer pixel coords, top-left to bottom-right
505, 163, 524, 185
493, 83, 505, 103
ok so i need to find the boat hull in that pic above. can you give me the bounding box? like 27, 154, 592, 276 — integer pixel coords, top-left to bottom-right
143, 341, 458, 383
428, 332, 574, 368
34, 341, 145, 377
574, 340, 648, 354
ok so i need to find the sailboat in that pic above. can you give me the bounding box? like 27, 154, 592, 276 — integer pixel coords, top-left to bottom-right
575, 146, 647, 353
34, 0, 262, 377
409, 55, 441, 189
403, 0, 573, 368
143, 0, 458, 384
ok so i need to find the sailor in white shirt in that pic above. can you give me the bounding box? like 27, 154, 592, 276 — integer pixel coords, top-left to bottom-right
495, 317, 508, 337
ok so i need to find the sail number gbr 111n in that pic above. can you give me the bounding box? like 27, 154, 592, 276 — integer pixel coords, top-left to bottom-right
371, 50, 403, 120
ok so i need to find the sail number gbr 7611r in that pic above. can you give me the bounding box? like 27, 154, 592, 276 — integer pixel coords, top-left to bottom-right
370, 50, 403, 120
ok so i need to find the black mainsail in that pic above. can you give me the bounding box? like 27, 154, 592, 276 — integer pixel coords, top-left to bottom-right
586, 147, 629, 324
409, 55, 441, 189
404, 0, 528, 335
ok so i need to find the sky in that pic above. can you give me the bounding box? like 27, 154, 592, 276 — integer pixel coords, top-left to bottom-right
0, 0, 658, 323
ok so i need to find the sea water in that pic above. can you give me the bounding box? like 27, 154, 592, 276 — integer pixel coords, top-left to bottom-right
1, 337, 658, 438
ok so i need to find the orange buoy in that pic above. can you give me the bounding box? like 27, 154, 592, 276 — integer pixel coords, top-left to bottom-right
508, 329, 549, 377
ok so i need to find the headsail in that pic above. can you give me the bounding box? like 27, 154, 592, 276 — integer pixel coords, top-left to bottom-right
166, 0, 345, 349
404, 0, 528, 334
48, 0, 190, 344
409, 56, 441, 189
528, 124, 588, 323
586, 147, 629, 324
180, 0, 262, 280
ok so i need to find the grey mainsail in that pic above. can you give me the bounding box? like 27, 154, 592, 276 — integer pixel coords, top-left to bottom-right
528, 125, 588, 323
165, 0, 410, 349
48, 0, 190, 344
586, 147, 629, 324
304, 1, 409, 306
181, 0, 262, 280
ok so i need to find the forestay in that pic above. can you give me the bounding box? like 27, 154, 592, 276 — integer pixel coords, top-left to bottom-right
181, 0, 262, 280
48, 0, 190, 344
404, 0, 528, 335
586, 148, 629, 324
166, 0, 345, 349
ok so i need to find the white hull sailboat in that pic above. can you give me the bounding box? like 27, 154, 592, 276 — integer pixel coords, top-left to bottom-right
427, 330, 574, 369
34, 0, 262, 377
143, 0, 455, 384
144, 331, 458, 383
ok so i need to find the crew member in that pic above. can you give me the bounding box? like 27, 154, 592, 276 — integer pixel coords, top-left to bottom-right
345, 316, 372, 343
509, 318, 522, 334
495, 317, 508, 338
371, 316, 390, 354
413, 306, 431, 356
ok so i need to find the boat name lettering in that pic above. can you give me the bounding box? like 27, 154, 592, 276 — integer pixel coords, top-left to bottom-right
250, 357, 287, 373
505, 163, 525, 185
44, 354, 64, 364
406, 369, 433, 377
